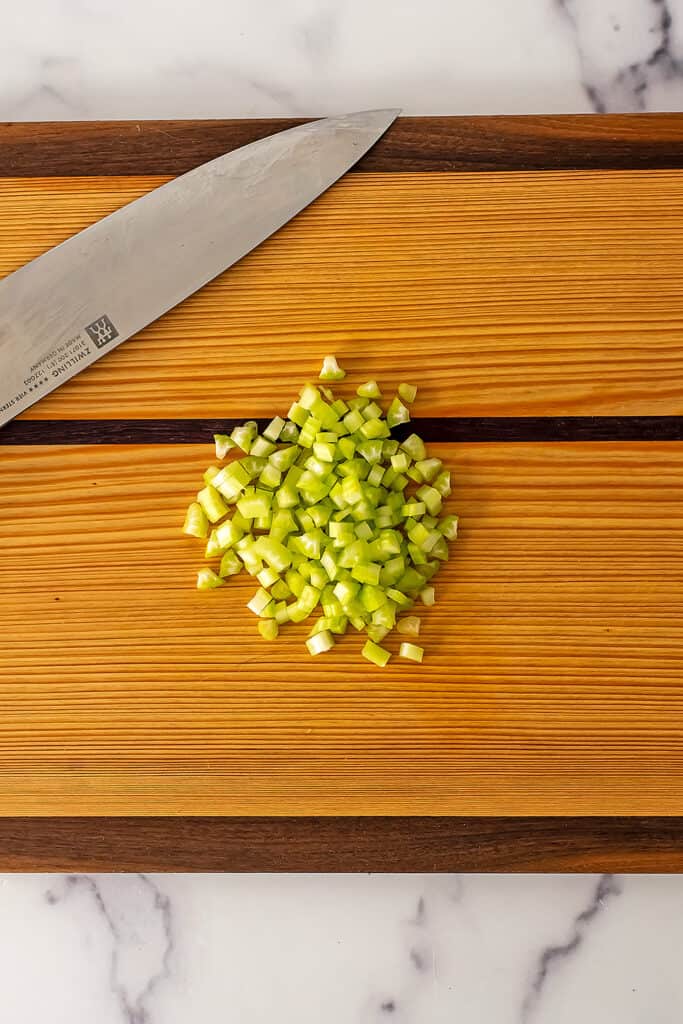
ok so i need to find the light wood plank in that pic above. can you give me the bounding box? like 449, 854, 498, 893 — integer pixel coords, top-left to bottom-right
1, 171, 683, 420
1, 441, 683, 815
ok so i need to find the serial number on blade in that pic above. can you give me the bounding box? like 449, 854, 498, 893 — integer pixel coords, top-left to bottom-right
26, 334, 91, 381
0, 334, 93, 415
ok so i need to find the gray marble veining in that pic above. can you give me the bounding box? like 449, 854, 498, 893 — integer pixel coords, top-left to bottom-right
3, 0, 683, 119
1, 873, 681, 1022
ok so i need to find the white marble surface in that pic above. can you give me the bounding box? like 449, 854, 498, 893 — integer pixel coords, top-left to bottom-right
0, 872, 681, 1023
2, 0, 683, 120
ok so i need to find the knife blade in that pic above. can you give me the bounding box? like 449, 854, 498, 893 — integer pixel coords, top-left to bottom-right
0, 109, 398, 428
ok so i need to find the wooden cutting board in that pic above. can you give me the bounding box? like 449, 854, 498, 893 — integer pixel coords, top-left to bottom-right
2, 115, 683, 834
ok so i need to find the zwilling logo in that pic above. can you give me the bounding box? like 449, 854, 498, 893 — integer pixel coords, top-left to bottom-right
85, 315, 119, 349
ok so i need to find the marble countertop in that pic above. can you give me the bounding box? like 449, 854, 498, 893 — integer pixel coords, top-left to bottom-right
3, 5, 683, 1021
2, 0, 683, 120
1, 872, 680, 1022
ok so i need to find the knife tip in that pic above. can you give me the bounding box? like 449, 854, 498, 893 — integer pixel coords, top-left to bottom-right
344, 108, 401, 135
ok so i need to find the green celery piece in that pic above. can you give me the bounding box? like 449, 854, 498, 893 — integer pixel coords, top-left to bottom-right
357, 439, 384, 464
270, 579, 292, 601
399, 642, 423, 662
219, 550, 242, 577
250, 436, 277, 458
287, 402, 309, 428
257, 566, 279, 588
274, 602, 291, 625
433, 470, 452, 497
299, 383, 320, 410
313, 441, 336, 463
214, 434, 238, 459
321, 549, 338, 581
258, 619, 279, 640
407, 541, 428, 566
351, 563, 381, 586
396, 615, 421, 636
396, 567, 426, 593
386, 397, 410, 428
246, 587, 273, 616
285, 569, 306, 598
333, 577, 360, 605
280, 421, 300, 443
438, 514, 459, 541
415, 458, 443, 482
372, 601, 396, 629
303, 456, 329, 480
270, 446, 299, 471
338, 436, 356, 460
360, 418, 389, 440
431, 536, 449, 561
237, 489, 273, 520
310, 564, 329, 591
259, 463, 282, 489
231, 421, 258, 453
309, 616, 331, 637
343, 408, 365, 433
253, 536, 292, 572
196, 484, 229, 524
398, 383, 417, 404
367, 464, 385, 487
354, 521, 374, 541
318, 355, 346, 381
270, 509, 297, 538
362, 401, 383, 420
416, 484, 443, 517
215, 519, 244, 549
362, 640, 391, 667
360, 584, 386, 612
379, 556, 405, 587
401, 433, 426, 462
310, 397, 340, 429
309, 505, 333, 528
357, 380, 382, 399
183, 502, 209, 539
263, 416, 286, 442
322, 593, 343, 618
197, 567, 225, 590
306, 629, 335, 655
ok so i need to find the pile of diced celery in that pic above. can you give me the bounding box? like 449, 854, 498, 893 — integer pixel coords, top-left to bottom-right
182, 357, 457, 666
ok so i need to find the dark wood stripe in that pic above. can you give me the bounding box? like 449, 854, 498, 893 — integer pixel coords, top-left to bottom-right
3, 114, 683, 177
1, 817, 683, 872
2, 416, 682, 446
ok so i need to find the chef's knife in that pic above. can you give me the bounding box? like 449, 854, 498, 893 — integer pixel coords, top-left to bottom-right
0, 109, 398, 428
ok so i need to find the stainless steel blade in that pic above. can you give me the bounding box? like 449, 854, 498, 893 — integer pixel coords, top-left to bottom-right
0, 109, 398, 427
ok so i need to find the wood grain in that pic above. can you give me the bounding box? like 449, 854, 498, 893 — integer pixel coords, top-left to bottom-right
3, 115, 683, 177
3, 170, 683, 421
2, 440, 683, 816
2, 817, 683, 872
3, 117, 683, 855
